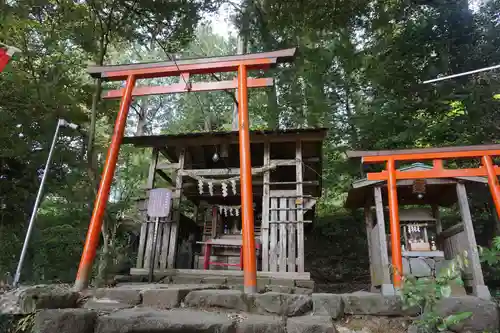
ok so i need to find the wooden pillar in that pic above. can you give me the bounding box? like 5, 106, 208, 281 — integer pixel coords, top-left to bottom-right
296, 141, 305, 273
374, 186, 392, 291
364, 204, 375, 291
456, 182, 490, 299
432, 204, 442, 234
167, 148, 185, 269
261, 142, 271, 271
146, 148, 159, 189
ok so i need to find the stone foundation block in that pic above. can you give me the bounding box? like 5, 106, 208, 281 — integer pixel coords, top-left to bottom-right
34, 309, 97, 333
287, 316, 336, 333
236, 314, 285, 333
92, 287, 142, 305
312, 294, 344, 319
270, 278, 296, 288
435, 296, 499, 333
295, 280, 315, 290
342, 292, 418, 316
95, 308, 234, 333
184, 289, 250, 311
254, 292, 312, 317
0, 285, 79, 314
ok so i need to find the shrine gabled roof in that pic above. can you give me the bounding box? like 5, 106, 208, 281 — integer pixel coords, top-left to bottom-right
345, 163, 488, 209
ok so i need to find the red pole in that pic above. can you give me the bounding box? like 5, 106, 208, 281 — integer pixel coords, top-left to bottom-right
238, 64, 257, 293
387, 158, 403, 288
482, 155, 500, 220
74, 75, 136, 291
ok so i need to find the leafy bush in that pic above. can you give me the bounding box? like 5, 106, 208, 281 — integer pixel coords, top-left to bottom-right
400, 251, 472, 332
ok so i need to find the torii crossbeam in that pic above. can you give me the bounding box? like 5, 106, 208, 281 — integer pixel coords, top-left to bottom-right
74, 48, 297, 292
348, 144, 500, 289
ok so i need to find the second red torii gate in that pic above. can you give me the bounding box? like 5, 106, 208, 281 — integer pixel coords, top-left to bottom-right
348, 144, 500, 288
74, 48, 297, 293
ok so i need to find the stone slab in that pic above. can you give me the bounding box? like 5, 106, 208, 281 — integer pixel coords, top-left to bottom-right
409, 258, 432, 278
95, 308, 235, 333
270, 278, 296, 288
287, 316, 336, 333
34, 309, 97, 333
294, 288, 313, 296
82, 298, 133, 311
342, 292, 418, 316
312, 294, 344, 319
254, 292, 312, 317
184, 289, 251, 312
434, 296, 499, 333
92, 287, 142, 305
295, 280, 315, 290
0, 285, 79, 314
235, 314, 285, 333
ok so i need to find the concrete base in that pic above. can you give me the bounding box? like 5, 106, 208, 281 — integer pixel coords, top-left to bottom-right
380, 284, 396, 296
473, 284, 491, 300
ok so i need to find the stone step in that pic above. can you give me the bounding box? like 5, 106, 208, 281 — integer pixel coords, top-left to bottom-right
34, 308, 336, 333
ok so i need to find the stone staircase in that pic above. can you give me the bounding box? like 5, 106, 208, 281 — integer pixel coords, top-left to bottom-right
1, 284, 498, 333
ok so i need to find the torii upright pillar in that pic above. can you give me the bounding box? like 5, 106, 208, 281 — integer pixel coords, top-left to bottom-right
74, 48, 297, 293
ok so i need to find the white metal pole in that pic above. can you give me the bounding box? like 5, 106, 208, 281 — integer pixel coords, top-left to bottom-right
13, 119, 78, 287
423, 63, 500, 84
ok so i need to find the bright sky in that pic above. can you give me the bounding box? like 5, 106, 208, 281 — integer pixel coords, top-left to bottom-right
204, 2, 237, 39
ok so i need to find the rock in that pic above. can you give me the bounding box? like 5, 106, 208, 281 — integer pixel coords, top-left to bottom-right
342, 292, 417, 316
254, 292, 312, 317
295, 280, 315, 290
82, 298, 133, 311
402, 257, 411, 276
409, 258, 432, 278
424, 258, 435, 271
0, 285, 79, 314
267, 285, 294, 294
171, 275, 204, 284
312, 294, 344, 319
142, 285, 206, 309
270, 278, 296, 288
184, 289, 250, 311
236, 314, 285, 333
287, 316, 336, 333
92, 287, 142, 305
202, 276, 227, 284
434, 296, 499, 333
294, 288, 313, 296
95, 308, 235, 333
34, 309, 97, 333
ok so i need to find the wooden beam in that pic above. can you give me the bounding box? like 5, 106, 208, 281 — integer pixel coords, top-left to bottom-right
146, 148, 159, 189
261, 142, 270, 272
296, 141, 305, 273
157, 162, 180, 170
364, 204, 375, 291
129, 268, 310, 280
456, 183, 490, 298
156, 169, 173, 184
168, 148, 185, 268
374, 186, 391, 285
347, 144, 500, 158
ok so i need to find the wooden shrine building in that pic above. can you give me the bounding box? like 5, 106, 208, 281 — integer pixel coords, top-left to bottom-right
346, 160, 493, 299
123, 128, 326, 281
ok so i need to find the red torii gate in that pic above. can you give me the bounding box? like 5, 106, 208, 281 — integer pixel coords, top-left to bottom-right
347, 145, 500, 288
74, 48, 297, 292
